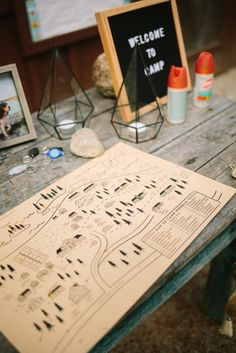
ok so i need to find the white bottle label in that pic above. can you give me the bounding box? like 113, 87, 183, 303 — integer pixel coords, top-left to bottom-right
193, 73, 213, 107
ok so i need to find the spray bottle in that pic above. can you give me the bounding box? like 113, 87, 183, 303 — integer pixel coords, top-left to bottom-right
167, 65, 188, 124
193, 51, 214, 108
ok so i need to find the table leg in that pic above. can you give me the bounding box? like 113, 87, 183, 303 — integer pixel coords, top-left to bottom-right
203, 237, 236, 324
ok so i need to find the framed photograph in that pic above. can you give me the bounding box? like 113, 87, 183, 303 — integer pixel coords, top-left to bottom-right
0, 64, 37, 149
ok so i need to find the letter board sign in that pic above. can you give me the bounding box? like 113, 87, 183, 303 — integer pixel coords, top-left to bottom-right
96, 0, 191, 122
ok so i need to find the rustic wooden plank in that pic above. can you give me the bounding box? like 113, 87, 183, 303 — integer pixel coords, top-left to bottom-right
0, 91, 235, 353
196, 142, 236, 187
88, 92, 234, 152
1, 102, 235, 311
0, 144, 88, 214
90, 220, 236, 353
0, 94, 235, 267
155, 103, 236, 171
1, 94, 233, 215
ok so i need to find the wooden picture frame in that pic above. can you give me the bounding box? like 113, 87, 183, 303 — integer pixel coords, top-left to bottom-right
0, 64, 37, 149
96, 0, 191, 122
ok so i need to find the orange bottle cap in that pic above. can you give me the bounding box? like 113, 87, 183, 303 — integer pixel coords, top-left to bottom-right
195, 51, 214, 74
168, 66, 187, 89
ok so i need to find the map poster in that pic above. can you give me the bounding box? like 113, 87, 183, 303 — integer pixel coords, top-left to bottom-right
0, 142, 235, 353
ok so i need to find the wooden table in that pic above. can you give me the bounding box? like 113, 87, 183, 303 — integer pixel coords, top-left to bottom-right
0, 89, 235, 353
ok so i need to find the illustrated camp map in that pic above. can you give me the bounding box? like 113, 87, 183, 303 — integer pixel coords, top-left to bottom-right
0, 143, 235, 353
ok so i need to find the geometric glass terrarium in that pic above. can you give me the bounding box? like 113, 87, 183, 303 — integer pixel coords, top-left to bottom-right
111, 45, 164, 143
37, 47, 94, 140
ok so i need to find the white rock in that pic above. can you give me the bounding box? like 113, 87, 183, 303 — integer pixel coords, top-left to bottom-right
70, 128, 105, 158
219, 317, 233, 337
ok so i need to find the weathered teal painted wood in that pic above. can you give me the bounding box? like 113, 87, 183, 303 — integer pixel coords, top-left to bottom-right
90, 220, 236, 353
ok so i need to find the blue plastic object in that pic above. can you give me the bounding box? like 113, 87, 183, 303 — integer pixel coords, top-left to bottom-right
46, 147, 64, 159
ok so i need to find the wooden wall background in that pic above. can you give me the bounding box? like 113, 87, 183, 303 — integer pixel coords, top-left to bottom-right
0, 0, 235, 113
0, 1, 103, 113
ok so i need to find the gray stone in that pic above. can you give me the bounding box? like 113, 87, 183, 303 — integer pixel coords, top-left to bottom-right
70, 128, 105, 158
92, 53, 115, 98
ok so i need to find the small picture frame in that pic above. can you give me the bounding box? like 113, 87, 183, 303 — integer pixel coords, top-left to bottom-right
0, 63, 36, 149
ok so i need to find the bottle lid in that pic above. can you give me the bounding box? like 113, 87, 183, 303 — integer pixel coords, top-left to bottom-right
195, 51, 214, 74
168, 66, 187, 89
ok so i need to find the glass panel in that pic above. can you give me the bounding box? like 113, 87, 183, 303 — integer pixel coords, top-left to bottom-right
177, 0, 222, 53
